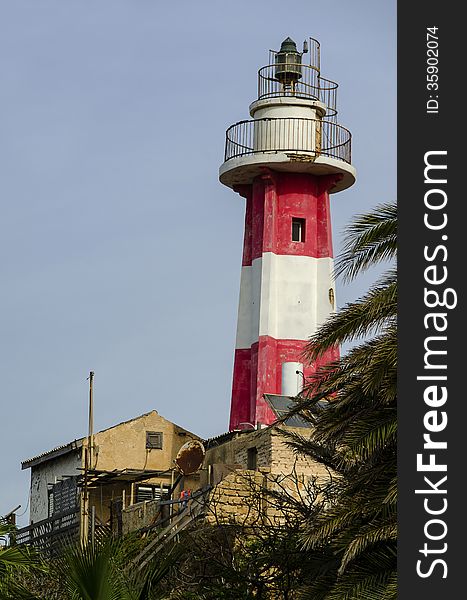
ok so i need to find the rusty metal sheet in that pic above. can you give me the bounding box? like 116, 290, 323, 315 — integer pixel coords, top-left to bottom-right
175, 440, 205, 475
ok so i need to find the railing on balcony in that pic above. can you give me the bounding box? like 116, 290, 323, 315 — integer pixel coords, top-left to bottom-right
224, 117, 351, 164
257, 64, 338, 118
14, 508, 79, 556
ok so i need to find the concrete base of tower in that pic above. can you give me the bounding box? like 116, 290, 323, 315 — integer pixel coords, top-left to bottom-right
220, 152, 356, 194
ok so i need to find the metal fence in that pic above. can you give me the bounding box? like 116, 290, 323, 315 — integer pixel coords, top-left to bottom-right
15, 508, 79, 556
224, 117, 351, 164
257, 64, 338, 117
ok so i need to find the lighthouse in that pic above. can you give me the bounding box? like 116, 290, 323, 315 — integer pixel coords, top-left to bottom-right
220, 37, 356, 431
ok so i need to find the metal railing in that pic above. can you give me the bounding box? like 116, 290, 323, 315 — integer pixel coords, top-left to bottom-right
224, 117, 351, 164
126, 486, 212, 573
14, 508, 79, 556
257, 64, 338, 117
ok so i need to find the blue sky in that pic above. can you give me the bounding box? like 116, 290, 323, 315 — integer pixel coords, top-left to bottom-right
0, 0, 396, 525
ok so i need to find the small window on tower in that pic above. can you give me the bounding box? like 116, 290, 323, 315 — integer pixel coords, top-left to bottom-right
292, 218, 306, 242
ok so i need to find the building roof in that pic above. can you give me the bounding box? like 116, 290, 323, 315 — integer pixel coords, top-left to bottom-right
204, 401, 314, 451
204, 428, 253, 449
21, 439, 83, 470
21, 409, 197, 470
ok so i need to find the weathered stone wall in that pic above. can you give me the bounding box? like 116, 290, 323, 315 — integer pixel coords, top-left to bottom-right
205, 469, 268, 526
205, 467, 315, 526
269, 427, 330, 479
120, 498, 162, 535
204, 425, 328, 481
233, 429, 273, 468
203, 425, 330, 525
203, 428, 272, 482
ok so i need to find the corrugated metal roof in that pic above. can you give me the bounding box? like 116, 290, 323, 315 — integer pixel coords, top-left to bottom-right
204, 428, 254, 448
21, 439, 83, 470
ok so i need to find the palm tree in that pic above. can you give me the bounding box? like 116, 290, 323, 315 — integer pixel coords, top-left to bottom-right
59, 540, 129, 600
55, 537, 181, 600
54, 536, 183, 600
285, 202, 397, 599
0, 522, 43, 599
0, 532, 182, 600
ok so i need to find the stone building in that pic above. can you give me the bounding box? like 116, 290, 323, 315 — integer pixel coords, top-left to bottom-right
118, 395, 328, 534
18, 398, 326, 547
199, 402, 328, 525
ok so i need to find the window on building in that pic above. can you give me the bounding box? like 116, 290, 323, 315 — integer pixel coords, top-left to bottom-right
146, 431, 163, 450
292, 218, 306, 242
247, 447, 258, 470
136, 484, 171, 503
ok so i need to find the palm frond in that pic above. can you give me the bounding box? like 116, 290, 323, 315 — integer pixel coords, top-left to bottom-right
303, 272, 396, 360
335, 202, 397, 282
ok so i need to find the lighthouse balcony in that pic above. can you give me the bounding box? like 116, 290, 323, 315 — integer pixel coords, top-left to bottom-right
220, 117, 355, 193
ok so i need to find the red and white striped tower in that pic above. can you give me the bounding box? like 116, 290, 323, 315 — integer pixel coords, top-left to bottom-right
220, 37, 356, 430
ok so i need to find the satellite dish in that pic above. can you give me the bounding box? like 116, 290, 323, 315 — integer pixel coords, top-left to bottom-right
175, 440, 205, 476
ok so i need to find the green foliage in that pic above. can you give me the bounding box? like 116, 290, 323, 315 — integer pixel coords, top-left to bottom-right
165, 520, 307, 599
58, 540, 125, 600
0, 522, 44, 600
1, 532, 183, 600
288, 202, 397, 599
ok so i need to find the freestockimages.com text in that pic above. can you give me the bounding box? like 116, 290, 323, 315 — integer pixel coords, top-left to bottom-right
415, 150, 455, 580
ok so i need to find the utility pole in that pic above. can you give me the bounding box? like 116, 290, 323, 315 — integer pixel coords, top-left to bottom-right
81, 371, 94, 546
88, 371, 94, 468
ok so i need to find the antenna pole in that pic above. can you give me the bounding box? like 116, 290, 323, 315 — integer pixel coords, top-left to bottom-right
81, 371, 94, 546
88, 371, 94, 467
